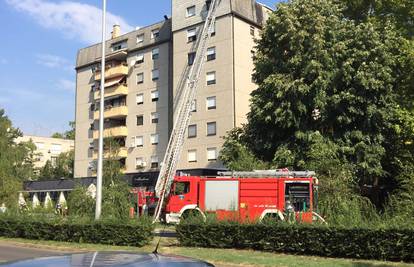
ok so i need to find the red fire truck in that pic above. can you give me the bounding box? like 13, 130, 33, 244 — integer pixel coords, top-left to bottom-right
132, 170, 321, 224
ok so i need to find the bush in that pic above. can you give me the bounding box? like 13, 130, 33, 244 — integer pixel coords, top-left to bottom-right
176, 221, 414, 262
0, 215, 154, 247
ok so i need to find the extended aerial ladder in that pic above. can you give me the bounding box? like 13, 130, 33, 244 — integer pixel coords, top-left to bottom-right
152, 0, 220, 223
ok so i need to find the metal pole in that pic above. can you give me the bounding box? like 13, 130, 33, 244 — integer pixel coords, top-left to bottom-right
95, 0, 106, 220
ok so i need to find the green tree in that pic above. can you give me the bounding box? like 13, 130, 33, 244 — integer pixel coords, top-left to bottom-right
102, 137, 123, 186
64, 121, 75, 140
54, 150, 74, 178
38, 161, 54, 180
51, 121, 75, 140
38, 150, 74, 180
67, 185, 95, 217
219, 128, 270, 171
101, 137, 130, 219
51, 132, 64, 139
244, 0, 413, 188
0, 109, 35, 206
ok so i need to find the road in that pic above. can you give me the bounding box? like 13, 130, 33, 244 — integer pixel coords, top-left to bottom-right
0, 242, 69, 263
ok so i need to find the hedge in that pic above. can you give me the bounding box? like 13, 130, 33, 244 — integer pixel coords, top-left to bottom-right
176, 222, 414, 262
0, 216, 153, 247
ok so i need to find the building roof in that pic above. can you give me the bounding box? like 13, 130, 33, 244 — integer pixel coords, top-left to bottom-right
76, 19, 172, 69
23, 177, 96, 192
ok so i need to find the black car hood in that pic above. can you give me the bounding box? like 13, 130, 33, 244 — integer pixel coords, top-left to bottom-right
0, 252, 214, 267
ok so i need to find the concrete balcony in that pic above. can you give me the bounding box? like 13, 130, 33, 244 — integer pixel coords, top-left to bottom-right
94, 105, 128, 120
93, 147, 128, 159
94, 84, 128, 100
95, 64, 128, 81
93, 126, 128, 139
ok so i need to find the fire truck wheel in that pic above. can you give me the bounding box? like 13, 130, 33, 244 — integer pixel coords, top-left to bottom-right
181, 209, 205, 221
261, 212, 284, 223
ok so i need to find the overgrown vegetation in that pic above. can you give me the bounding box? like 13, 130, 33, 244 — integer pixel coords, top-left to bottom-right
219, 0, 414, 226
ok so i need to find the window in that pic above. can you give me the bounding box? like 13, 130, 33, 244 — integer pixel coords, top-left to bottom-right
207, 122, 216, 136
50, 144, 62, 154
250, 26, 255, 36
135, 136, 143, 147
188, 52, 196, 65
90, 123, 95, 131
187, 28, 197, 42
173, 182, 190, 195
285, 182, 311, 212
188, 149, 197, 162
136, 157, 145, 168
152, 48, 159, 60
186, 5, 196, 17
136, 93, 144, 105
151, 29, 160, 39
151, 112, 159, 123
136, 53, 144, 64
152, 69, 159, 81
206, 0, 212, 10
207, 147, 217, 161
137, 34, 144, 43
207, 47, 216, 61
188, 124, 197, 138
51, 156, 58, 167
191, 99, 197, 112
150, 134, 159, 145
151, 90, 159, 102
206, 96, 216, 110
111, 41, 127, 52
137, 115, 144, 126
206, 71, 216, 85
91, 85, 96, 92
151, 156, 159, 168
137, 73, 144, 84
35, 142, 45, 149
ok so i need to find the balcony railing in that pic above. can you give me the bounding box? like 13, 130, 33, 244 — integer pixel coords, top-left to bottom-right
93, 147, 128, 159
93, 105, 128, 120
95, 63, 128, 81
94, 84, 128, 100
93, 126, 128, 139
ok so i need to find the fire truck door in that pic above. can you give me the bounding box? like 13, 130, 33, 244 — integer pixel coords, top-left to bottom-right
168, 181, 194, 212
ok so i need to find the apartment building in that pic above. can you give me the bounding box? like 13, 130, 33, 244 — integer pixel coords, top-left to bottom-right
16, 135, 74, 169
74, 0, 271, 177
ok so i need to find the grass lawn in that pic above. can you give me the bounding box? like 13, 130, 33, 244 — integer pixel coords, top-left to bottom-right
0, 236, 413, 267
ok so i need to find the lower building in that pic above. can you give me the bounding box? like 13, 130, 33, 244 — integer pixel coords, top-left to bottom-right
16, 135, 74, 171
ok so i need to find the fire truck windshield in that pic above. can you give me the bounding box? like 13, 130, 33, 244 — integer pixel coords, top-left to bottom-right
285, 182, 311, 212
173, 182, 190, 195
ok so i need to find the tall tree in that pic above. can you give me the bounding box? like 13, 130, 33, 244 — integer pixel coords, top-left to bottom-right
221, 0, 413, 208
0, 109, 35, 206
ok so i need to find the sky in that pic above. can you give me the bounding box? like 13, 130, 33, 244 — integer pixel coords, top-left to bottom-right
0, 0, 279, 137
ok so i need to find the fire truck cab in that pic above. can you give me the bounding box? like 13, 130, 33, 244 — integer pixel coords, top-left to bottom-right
163, 171, 318, 224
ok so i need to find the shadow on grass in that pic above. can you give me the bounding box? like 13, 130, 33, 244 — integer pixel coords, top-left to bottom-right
352, 262, 402, 267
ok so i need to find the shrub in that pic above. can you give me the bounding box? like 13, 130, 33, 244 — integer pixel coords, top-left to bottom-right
176, 221, 414, 262
0, 215, 154, 247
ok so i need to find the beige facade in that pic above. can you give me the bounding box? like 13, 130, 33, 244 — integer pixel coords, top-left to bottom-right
16, 135, 74, 169
74, 0, 271, 177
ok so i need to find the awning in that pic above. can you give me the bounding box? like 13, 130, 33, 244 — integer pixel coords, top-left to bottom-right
104, 76, 124, 88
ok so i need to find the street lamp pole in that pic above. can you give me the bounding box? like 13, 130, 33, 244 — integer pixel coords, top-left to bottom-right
95, 0, 106, 220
